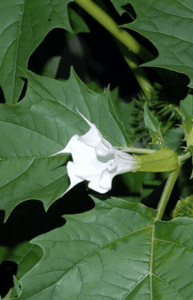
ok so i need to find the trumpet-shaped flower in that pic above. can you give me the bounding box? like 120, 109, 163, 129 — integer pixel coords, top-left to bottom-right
52, 111, 139, 194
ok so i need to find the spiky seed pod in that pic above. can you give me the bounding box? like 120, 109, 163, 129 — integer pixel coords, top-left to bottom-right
172, 195, 193, 219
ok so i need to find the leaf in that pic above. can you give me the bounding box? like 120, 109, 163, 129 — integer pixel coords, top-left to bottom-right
12, 275, 22, 298
179, 96, 193, 149
108, 0, 129, 15
0, 242, 42, 281
0, 156, 69, 221
41, 56, 62, 79
144, 102, 165, 147
119, 0, 193, 88
68, 6, 90, 36
0, 68, 130, 220
180, 95, 193, 177
0, 0, 72, 104
111, 88, 136, 141
180, 94, 193, 118
18, 196, 193, 299
163, 127, 184, 153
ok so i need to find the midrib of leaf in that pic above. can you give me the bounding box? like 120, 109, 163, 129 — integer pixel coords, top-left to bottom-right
151, 223, 187, 300
11, 0, 25, 103
150, 224, 154, 300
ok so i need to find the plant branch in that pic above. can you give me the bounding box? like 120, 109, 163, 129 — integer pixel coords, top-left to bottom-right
113, 39, 154, 98
74, 0, 154, 62
74, 0, 155, 97
178, 150, 192, 162
155, 160, 182, 221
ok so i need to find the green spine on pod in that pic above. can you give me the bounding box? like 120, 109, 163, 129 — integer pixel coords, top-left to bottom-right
134, 148, 178, 172
172, 195, 193, 219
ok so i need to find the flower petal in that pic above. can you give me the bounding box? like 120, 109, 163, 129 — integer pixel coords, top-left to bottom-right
77, 110, 102, 147
88, 175, 111, 193
51, 110, 138, 195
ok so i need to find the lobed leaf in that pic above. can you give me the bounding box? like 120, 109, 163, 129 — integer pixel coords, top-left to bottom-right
0, 0, 72, 104
0, 69, 130, 220
18, 196, 193, 299
115, 0, 193, 88
0, 241, 42, 281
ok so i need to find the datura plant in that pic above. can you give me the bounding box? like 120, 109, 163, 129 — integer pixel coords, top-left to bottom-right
52, 110, 179, 195
1, 0, 193, 299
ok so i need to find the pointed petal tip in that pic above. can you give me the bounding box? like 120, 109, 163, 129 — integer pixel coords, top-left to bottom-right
76, 108, 93, 128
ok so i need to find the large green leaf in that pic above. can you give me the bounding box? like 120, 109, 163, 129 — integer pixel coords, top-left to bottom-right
112, 0, 193, 88
0, 69, 130, 220
18, 196, 193, 299
0, 0, 72, 104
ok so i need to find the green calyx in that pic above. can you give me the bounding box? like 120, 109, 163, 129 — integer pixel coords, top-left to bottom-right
134, 148, 178, 172
172, 195, 193, 219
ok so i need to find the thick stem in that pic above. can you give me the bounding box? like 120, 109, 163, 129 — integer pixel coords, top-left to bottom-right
113, 40, 153, 98
74, 0, 154, 62
178, 151, 192, 162
74, 0, 154, 98
155, 161, 182, 221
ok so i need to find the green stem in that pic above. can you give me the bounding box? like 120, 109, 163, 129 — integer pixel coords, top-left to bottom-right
113, 40, 153, 98
178, 151, 192, 162
121, 147, 156, 154
74, 0, 154, 98
74, 0, 154, 62
155, 161, 182, 221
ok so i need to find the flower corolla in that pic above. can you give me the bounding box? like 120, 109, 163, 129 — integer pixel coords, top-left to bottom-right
52, 111, 138, 194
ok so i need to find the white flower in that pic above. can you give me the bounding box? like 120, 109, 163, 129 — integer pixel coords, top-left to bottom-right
52, 111, 138, 194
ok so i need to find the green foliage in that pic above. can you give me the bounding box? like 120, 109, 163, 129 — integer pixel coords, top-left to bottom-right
144, 102, 165, 148
0, 69, 129, 221
19, 197, 193, 300
0, 0, 73, 104
179, 96, 193, 139
0, 0, 193, 299
172, 195, 193, 219
122, 0, 193, 88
